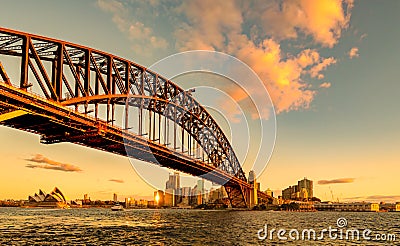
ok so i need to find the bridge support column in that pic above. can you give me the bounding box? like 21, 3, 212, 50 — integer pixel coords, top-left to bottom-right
249, 184, 258, 208
224, 184, 250, 209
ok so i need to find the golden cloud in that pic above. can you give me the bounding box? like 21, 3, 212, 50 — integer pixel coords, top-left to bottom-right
348, 47, 359, 59
25, 154, 82, 172
319, 82, 332, 88
98, 0, 354, 117
260, 0, 354, 47
318, 178, 355, 185
109, 179, 125, 183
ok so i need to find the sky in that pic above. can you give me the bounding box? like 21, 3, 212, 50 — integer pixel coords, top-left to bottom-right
0, 0, 399, 203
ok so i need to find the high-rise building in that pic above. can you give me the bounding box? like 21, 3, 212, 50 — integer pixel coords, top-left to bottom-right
166, 172, 180, 190
180, 187, 192, 206
113, 193, 118, 202
164, 188, 175, 207
196, 179, 205, 205
282, 178, 314, 201
197, 179, 205, 194
125, 197, 134, 208
298, 177, 313, 199
282, 186, 292, 200
165, 172, 182, 205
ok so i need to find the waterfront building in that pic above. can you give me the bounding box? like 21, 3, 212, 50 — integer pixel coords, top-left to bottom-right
380, 203, 400, 212
137, 199, 148, 208
113, 193, 118, 203
197, 179, 205, 194
299, 188, 308, 200
180, 187, 192, 206
190, 184, 203, 206
298, 177, 313, 199
166, 172, 181, 205
282, 178, 314, 201
154, 190, 164, 207
208, 186, 227, 203
282, 186, 292, 200
125, 197, 135, 208
265, 188, 274, 198
164, 188, 175, 207
83, 194, 91, 205
27, 187, 68, 208
314, 202, 380, 212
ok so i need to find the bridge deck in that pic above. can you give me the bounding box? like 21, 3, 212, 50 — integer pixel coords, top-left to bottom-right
0, 82, 250, 189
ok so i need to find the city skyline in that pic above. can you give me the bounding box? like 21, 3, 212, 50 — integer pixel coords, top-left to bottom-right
0, 1, 400, 204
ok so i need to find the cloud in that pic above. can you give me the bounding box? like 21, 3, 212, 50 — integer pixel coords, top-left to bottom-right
309, 57, 337, 79
319, 82, 331, 88
25, 154, 82, 172
259, 0, 354, 47
343, 195, 400, 203
173, 0, 349, 115
97, 0, 354, 117
175, 0, 243, 51
348, 47, 359, 59
109, 179, 124, 183
318, 178, 355, 185
360, 33, 367, 41
96, 0, 168, 55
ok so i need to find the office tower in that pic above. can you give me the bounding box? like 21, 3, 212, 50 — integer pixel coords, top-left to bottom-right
166, 172, 180, 190
298, 177, 313, 199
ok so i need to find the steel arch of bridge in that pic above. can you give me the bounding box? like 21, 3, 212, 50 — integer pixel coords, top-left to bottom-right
0, 27, 255, 207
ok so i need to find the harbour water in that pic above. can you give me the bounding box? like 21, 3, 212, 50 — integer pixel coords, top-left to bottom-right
0, 207, 399, 245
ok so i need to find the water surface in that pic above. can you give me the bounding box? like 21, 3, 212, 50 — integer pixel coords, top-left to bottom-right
0, 207, 398, 245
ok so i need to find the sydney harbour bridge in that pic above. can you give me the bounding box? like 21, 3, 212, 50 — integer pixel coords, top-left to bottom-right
0, 27, 270, 208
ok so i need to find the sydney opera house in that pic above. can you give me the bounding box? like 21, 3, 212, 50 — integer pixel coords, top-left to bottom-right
27, 187, 69, 208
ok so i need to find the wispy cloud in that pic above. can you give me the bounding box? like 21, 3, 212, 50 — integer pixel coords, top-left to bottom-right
109, 179, 124, 183
319, 82, 332, 88
25, 154, 82, 172
96, 0, 168, 56
343, 195, 400, 203
348, 47, 359, 59
309, 57, 337, 79
318, 178, 355, 185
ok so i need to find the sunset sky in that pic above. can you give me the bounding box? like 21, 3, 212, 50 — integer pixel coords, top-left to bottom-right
0, 0, 399, 203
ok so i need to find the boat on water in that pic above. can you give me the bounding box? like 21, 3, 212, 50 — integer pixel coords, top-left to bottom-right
111, 204, 124, 211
